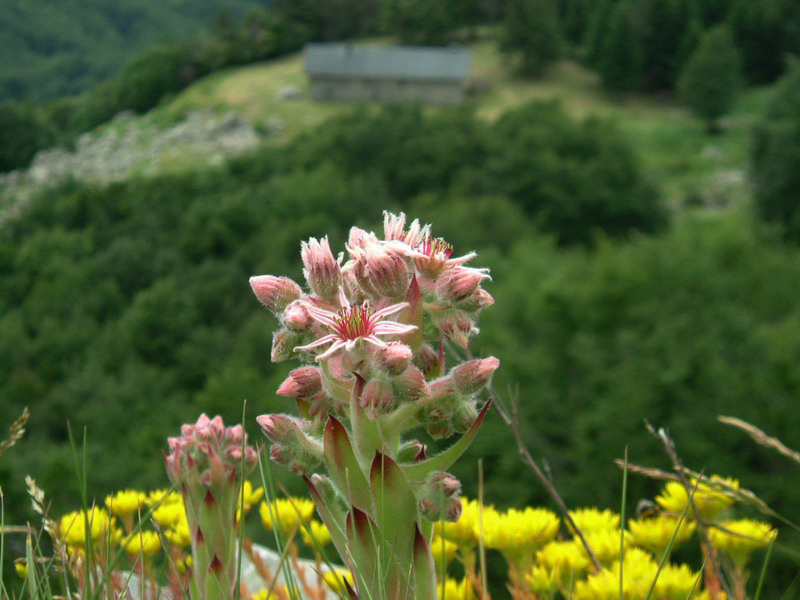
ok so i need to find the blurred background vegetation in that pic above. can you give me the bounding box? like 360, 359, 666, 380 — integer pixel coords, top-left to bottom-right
3, 0, 800, 595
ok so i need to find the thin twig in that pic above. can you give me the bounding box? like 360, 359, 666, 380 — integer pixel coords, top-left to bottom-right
490, 390, 604, 572
0, 406, 29, 457
718, 415, 800, 466
645, 423, 733, 599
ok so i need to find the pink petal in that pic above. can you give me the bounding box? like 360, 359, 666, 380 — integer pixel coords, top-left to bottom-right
373, 322, 417, 335
316, 340, 346, 361
305, 306, 339, 329
363, 336, 388, 348
372, 302, 409, 320
294, 334, 338, 352
446, 252, 477, 266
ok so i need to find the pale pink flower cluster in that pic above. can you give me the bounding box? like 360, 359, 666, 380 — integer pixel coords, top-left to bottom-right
250, 212, 499, 472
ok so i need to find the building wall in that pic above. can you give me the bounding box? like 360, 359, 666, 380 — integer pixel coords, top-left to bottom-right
308, 76, 464, 104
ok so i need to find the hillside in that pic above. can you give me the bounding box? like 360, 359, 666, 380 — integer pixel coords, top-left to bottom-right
0, 0, 271, 101
0, 39, 772, 219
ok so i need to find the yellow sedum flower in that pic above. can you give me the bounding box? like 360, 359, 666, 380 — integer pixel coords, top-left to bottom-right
655, 562, 702, 600
59, 507, 114, 546
581, 528, 631, 566
146, 489, 183, 506
240, 480, 265, 513
164, 511, 191, 547
15, 560, 27, 579
434, 498, 494, 549
431, 535, 458, 567
573, 548, 656, 600
252, 588, 283, 600
152, 501, 185, 528
438, 577, 475, 600
121, 530, 161, 557
535, 540, 590, 584
569, 507, 620, 534
628, 515, 696, 556
105, 489, 148, 519
482, 507, 560, 558
260, 497, 315, 537
526, 564, 561, 596
656, 476, 738, 520
322, 568, 354, 594
709, 519, 776, 567
301, 519, 332, 549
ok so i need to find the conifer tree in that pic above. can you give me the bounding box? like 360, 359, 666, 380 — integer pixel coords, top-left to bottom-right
500, 0, 563, 77
752, 59, 800, 241
677, 24, 743, 131
596, 1, 642, 92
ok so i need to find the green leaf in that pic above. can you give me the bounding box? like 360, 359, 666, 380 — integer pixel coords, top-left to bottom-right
401, 399, 492, 482
347, 507, 405, 600
304, 476, 350, 568
324, 416, 373, 514
412, 526, 437, 600
371, 452, 418, 571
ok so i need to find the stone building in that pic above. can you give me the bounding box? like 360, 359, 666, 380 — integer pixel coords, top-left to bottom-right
304, 44, 472, 104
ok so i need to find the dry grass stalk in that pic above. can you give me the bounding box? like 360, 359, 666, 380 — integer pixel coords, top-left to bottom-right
0, 406, 30, 457
718, 415, 800, 466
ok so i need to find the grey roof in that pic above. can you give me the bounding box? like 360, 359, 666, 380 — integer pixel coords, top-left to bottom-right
304, 44, 471, 82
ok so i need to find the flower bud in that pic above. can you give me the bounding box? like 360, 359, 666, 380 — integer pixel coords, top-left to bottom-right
360, 379, 395, 419
397, 439, 427, 463
419, 494, 462, 522
282, 299, 314, 332
278, 367, 323, 399
249, 275, 302, 314
256, 414, 299, 444
436, 267, 490, 304
426, 421, 455, 440
451, 399, 479, 433
452, 357, 500, 395
427, 472, 461, 498
393, 366, 429, 400
366, 246, 409, 299
272, 329, 302, 363
436, 311, 476, 348
414, 343, 442, 378
457, 288, 495, 313
374, 342, 413, 375
301, 237, 342, 301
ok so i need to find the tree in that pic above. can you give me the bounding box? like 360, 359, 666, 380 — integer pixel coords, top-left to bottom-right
0, 102, 53, 171
381, 0, 455, 45
596, 1, 643, 92
677, 25, 743, 131
500, 0, 563, 76
752, 59, 800, 241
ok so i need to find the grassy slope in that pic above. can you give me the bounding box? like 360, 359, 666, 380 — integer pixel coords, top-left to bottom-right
141, 41, 776, 208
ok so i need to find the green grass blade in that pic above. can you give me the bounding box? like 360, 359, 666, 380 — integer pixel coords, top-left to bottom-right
619, 446, 628, 600
754, 535, 776, 600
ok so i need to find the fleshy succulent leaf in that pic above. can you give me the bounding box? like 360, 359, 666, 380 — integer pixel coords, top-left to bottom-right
370, 452, 417, 571
324, 416, 373, 514
412, 525, 437, 600
304, 476, 350, 568
401, 399, 491, 482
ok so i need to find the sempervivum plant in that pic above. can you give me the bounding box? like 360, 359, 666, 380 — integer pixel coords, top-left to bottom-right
252, 212, 498, 600
166, 414, 258, 600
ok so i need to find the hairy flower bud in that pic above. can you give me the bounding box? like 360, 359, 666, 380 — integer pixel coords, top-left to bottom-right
277, 367, 323, 399
452, 399, 479, 433
374, 342, 413, 375
414, 343, 442, 378
393, 366, 429, 400
282, 299, 314, 332
360, 379, 396, 419
397, 439, 427, 463
272, 329, 302, 362
366, 246, 410, 299
436, 310, 476, 348
452, 357, 500, 395
427, 471, 461, 498
250, 275, 302, 314
419, 493, 462, 522
256, 414, 300, 444
436, 267, 490, 304
457, 288, 495, 313
301, 237, 342, 301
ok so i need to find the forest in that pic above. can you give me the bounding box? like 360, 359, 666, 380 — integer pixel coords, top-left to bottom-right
3, 0, 800, 598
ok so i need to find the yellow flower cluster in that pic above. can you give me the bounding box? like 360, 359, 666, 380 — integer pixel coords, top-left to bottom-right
259, 497, 315, 537
301, 519, 332, 549
438, 577, 475, 600
434, 498, 491, 549
709, 519, 776, 567
656, 476, 739, 519
482, 507, 560, 559
628, 515, 696, 556
322, 568, 354, 594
